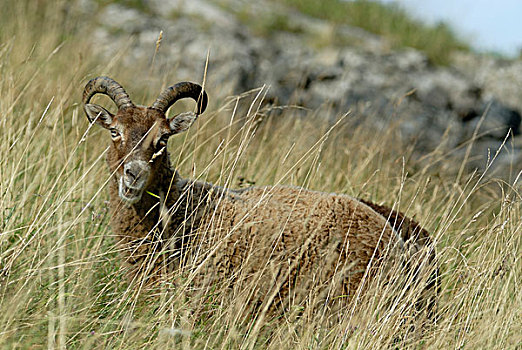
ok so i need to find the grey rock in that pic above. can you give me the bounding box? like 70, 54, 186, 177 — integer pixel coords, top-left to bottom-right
464, 100, 521, 140
101, 4, 152, 33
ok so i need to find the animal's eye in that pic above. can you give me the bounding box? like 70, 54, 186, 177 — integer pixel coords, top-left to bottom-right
110, 129, 121, 140
158, 135, 169, 147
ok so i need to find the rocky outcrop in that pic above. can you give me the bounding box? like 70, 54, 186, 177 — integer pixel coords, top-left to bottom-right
82, 0, 521, 181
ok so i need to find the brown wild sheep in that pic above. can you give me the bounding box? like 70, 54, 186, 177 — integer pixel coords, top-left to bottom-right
82, 76, 438, 320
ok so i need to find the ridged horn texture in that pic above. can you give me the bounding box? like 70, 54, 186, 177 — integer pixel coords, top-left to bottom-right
151, 82, 208, 115
82, 76, 134, 110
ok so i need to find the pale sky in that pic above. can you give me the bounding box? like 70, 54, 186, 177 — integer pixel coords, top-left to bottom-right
380, 0, 522, 56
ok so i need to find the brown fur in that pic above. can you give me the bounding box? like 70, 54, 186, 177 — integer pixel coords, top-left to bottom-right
84, 84, 438, 320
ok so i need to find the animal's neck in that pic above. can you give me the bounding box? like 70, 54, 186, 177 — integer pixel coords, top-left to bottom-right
161, 171, 226, 233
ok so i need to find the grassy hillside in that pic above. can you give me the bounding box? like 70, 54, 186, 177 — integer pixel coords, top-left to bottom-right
0, 1, 519, 349
98, 0, 469, 64
273, 0, 469, 64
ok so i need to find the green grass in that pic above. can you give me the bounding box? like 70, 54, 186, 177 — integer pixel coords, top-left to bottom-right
0, 1, 520, 349
235, 9, 304, 37
277, 0, 469, 65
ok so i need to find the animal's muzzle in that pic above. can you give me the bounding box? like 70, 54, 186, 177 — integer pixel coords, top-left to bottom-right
123, 161, 149, 189
119, 161, 150, 204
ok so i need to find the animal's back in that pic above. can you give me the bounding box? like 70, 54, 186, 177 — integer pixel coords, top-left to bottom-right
191, 185, 405, 314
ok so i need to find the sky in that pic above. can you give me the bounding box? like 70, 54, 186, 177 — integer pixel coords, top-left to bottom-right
380, 0, 522, 56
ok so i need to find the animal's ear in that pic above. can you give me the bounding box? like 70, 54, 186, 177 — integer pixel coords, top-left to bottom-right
168, 112, 197, 134
84, 103, 114, 129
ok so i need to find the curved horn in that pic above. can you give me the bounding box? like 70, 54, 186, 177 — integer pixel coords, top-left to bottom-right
82, 76, 134, 110
151, 82, 208, 115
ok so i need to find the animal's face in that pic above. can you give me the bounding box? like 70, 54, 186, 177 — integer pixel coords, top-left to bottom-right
85, 105, 197, 204
82, 77, 207, 204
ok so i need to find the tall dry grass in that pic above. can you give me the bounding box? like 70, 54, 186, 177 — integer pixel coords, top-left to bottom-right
0, 1, 520, 349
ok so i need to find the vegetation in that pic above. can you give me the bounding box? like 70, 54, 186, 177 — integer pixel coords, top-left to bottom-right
95, 0, 151, 14
277, 0, 469, 65
0, 1, 519, 349
236, 10, 304, 37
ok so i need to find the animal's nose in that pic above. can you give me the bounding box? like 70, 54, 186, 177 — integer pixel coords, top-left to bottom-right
125, 167, 137, 181
123, 161, 149, 188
